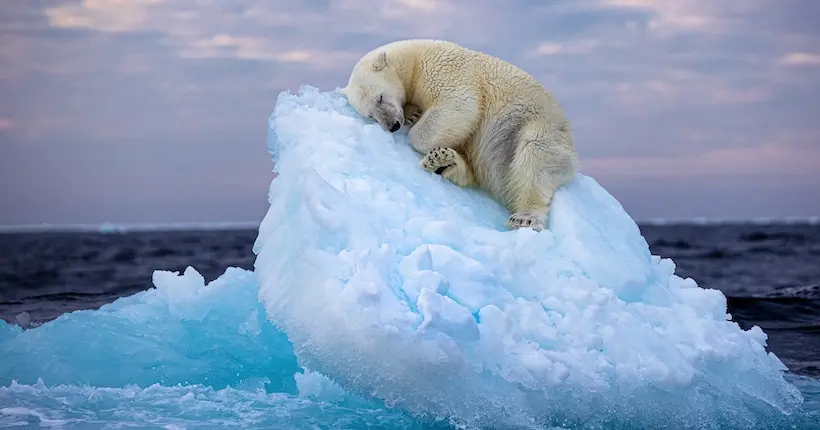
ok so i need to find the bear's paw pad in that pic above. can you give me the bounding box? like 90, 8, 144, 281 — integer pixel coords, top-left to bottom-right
420, 147, 458, 175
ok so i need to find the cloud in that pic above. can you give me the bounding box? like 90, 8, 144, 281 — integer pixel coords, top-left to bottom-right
596, 0, 769, 34
0, 118, 11, 131
179, 34, 362, 68
1, 0, 819, 223
527, 39, 606, 57
584, 141, 820, 180
45, 0, 164, 33
777, 52, 820, 67
41, 0, 473, 68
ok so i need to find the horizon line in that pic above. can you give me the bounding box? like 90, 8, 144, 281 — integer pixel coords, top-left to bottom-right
1, 216, 818, 233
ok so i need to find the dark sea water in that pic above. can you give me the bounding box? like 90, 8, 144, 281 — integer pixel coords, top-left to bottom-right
1, 223, 819, 376
0, 222, 819, 426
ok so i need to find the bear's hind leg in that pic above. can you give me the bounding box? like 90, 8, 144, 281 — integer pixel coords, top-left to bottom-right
420, 147, 476, 187
505, 123, 576, 232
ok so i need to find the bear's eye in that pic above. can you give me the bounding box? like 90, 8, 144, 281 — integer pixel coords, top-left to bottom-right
378, 94, 383, 104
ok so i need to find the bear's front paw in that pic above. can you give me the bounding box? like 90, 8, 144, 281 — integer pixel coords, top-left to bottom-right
403, 104, 423, 127
420, 147, 457, 175
508, 212, 546, 232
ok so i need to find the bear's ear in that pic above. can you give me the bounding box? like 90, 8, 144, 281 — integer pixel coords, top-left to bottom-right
372, 51, 388, 71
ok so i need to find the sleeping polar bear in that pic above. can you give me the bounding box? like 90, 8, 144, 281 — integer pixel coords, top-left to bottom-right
341, 39, 579, 232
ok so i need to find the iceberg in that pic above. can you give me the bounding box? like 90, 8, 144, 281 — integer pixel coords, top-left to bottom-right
253, 86, 810, 429
0, 85, 817, 429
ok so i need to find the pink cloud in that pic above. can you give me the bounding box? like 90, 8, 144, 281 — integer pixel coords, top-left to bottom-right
582, 142, 820, 181
777, 52, 820, 68
0, 118, 11, 131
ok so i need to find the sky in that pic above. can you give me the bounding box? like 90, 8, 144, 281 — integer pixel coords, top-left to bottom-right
1, 0, 819, 226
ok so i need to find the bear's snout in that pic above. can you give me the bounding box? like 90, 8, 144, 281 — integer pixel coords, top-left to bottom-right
389, 121, 401, 133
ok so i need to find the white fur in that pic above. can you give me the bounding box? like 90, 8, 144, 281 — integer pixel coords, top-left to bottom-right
342, 39, 579, 232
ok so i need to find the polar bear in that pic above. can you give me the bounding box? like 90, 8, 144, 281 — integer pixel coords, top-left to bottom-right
341, 39, 578, 231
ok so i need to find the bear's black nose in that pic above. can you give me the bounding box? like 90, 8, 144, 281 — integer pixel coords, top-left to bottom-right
390, 121, 401, 133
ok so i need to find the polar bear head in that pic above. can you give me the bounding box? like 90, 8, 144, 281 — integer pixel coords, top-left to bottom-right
342, 51, 406, 133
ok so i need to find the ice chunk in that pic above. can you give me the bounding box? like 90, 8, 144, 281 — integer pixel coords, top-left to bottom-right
253, 86, 810, 429
294, 368, 347, 402
0, 267, 300, 392
0, 266, 438, 429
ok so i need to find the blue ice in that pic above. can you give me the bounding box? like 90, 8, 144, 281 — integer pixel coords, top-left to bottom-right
0, 268, 428, 429
1, 85, 818, 429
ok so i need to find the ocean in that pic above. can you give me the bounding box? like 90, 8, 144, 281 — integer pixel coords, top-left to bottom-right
1, 222, 818, 427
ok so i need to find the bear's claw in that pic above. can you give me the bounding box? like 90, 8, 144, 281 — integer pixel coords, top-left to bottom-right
403, 103, 423, 127
508, 211, 545, 232
421, 147, 457, 175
